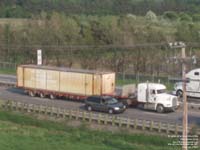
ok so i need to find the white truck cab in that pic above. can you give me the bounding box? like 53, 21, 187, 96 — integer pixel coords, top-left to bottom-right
174, 68, 200, 98
138, 83, 179, 113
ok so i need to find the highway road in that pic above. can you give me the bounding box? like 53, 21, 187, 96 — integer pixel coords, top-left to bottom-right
0, 86, 199, 126
0, 74, 16, 84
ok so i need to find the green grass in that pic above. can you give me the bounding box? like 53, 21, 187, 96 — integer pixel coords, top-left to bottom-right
0, 110, 182, 150
0, 68, 16, 75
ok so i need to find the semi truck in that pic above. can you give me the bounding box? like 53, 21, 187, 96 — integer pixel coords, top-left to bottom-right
116, 83, 179, 113
17, 65, 179, 113
174, 68, 200, 98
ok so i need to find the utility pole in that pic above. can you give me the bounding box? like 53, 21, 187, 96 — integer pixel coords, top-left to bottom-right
169, 42, 187, 150
181, 45, 188, 150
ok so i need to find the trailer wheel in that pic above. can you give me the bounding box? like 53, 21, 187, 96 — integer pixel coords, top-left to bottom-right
49, 94, 55, 99
28, 91, 35, 97
156, 105, 164, 113
39, 93, 45, 98
176, 90, 183, 98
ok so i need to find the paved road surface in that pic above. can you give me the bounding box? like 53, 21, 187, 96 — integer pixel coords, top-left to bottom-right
0, 86, 199, 126
0, 74, 16, 84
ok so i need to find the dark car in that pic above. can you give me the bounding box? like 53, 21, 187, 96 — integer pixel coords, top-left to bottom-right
85, 95, 126, 114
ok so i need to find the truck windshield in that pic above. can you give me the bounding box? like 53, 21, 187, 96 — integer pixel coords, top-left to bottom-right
157, 89, 166, 94
105, 97, 118, 104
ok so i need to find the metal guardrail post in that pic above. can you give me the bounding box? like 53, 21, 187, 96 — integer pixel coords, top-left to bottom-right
134, 119, 138, 129
98, 114, 101, 124
150, 121, 154, 131
158, 122, 161, 133
89, 112, 92, 123
104, 115, 108, 125
142, 120, 145, 130
127, 118, 130, 128
112, 116, 115, 126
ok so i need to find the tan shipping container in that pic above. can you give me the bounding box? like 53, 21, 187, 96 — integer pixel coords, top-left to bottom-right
17, 65, 115, 96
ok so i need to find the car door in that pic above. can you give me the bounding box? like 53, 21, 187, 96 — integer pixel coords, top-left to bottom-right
100, 98, 108, 112
93, 97, 102, 111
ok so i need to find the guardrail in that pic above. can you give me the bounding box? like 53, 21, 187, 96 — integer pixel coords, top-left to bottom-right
1, 100, 200, 136
0, 81, 16, 87
179, 102, 200, 111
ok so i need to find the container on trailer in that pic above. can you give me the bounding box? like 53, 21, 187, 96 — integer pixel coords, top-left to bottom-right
17, 65, 115, 97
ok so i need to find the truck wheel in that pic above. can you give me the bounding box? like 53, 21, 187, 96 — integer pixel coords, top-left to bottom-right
28, 91, 35, 97
86, 105, 92, 111
138, 103, 144, 109
108, 109, 113, 114
176, 90, 183, 98
156, 105, 164, 113
50, 94, 55, 99
40, 93, 45, 98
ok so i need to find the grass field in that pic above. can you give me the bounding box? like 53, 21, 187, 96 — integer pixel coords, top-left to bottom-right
0, 110, 182, 150
0, 68, 16, 75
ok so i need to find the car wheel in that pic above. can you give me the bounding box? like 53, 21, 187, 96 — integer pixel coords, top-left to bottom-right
108, 109, 113, 114
156, 105, 164, 113
176, 90, 183, 98
86, 105, 92, 111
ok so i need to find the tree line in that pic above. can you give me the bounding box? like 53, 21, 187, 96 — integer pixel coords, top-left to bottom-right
0, 0, 200, 18
0, 12, 200, 76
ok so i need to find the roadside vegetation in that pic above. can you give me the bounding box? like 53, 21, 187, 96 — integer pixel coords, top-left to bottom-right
0, 110, 180, 150
0, 0, 199, 77
0, 68, 16, 75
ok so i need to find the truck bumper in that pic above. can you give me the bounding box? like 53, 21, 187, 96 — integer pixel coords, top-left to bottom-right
164, 106, 178, 112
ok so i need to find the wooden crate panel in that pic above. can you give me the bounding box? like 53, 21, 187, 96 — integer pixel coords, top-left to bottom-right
102, 73, 115, 94
24, 68, 36, 88
46, 70, 59, 91
17, 67, 23, 87
35, 69, 46, 89
93, 75, 101, 95
85, 74, 93, 95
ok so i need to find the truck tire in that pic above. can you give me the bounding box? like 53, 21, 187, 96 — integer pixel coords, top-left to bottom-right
138, 103, 144, 109
28, 91, 35, 97
108, 108, 113, 114
156, 105, 164, 113
176, 90, 183, 98
86, 105, 92, 111
39, 93, 45, 98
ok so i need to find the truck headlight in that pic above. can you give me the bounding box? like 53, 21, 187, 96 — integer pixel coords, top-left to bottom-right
114, 107, 120, 110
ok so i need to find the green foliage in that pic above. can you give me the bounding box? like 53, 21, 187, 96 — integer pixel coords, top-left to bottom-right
192, 13, 200, 22
179, 13, 192, 22
163, 11, 179, 21
0, 68, 16, 75
0, 0, 199, 17
145, 10, 157, 22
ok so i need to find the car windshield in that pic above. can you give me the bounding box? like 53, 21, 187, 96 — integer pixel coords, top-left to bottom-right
157, 89, 166, 94
105, 97, 118, 104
